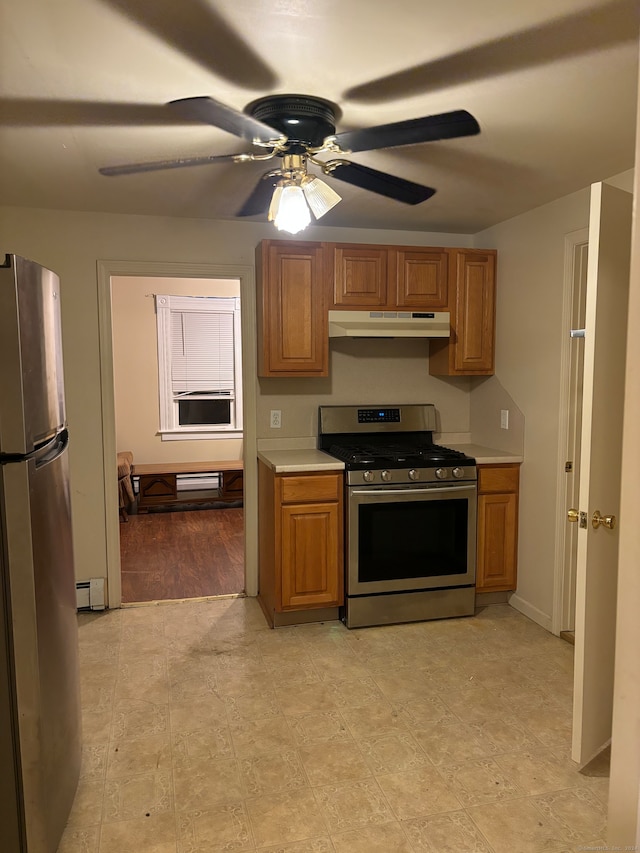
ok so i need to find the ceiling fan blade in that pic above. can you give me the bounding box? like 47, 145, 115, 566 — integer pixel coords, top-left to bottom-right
99, 153, 242, 176
344, 0, 637, 103
331, 111, 479, 154
169, 97, 285, 145
97, 0, 278, 89
236, 173, 279, 217
323, 161, 435, 205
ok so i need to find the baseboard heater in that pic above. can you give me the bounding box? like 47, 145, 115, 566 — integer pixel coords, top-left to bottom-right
76, 578, 106, 611
131, 473, 220, 494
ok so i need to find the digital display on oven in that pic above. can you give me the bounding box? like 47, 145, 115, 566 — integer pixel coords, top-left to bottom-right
357, 408, 401, 423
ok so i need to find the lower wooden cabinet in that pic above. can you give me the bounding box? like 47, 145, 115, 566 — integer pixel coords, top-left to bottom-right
476, 463, 520, 592
258, 461, 344, 626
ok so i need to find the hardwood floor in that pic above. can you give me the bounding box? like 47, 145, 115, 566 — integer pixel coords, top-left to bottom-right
119, 507, 244, 603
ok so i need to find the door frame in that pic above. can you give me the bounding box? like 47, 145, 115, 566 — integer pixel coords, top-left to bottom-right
97, 259, 258, 609
551, 227, 588, 636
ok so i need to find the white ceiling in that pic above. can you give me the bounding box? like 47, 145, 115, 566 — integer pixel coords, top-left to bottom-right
1, 0, 637, 234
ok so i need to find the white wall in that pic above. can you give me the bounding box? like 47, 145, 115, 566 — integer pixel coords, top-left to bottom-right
0, 206, 472, 583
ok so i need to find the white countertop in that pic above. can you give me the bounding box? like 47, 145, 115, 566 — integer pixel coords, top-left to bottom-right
257, 448, 345, 474
257, 441, 521, 471
447, 443, 524, 465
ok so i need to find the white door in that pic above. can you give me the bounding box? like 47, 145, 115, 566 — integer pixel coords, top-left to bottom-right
572, 182, 633, 767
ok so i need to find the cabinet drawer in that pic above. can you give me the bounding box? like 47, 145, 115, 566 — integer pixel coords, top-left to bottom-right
137, 473, 178, 505
279, 474, 341, 504
477, 464, 519, 494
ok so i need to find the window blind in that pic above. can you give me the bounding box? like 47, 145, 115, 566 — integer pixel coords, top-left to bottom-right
170, 310, 235, 394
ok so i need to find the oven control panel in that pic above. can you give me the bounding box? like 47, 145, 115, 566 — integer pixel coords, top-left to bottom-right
357, 408, 401, 424
347, 466, 477, 486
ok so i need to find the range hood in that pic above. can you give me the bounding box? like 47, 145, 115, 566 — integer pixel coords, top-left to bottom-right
328, 310, 450, 338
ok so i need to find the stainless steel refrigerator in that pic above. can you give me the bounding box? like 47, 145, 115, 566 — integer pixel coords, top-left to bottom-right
0, 255, 81, 852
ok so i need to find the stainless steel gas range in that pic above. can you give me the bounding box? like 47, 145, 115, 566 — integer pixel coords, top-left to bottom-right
318, 404, 477, 628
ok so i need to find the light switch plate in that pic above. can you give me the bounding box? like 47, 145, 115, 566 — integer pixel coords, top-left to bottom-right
500, 409, 509, 430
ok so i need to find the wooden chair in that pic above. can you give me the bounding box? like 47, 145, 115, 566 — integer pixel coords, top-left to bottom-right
117, 451, 134, 521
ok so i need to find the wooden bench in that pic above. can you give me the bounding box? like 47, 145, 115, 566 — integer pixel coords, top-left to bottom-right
133, 460, 243, 512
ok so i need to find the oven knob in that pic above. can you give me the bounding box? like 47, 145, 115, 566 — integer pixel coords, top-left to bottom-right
435, 467, 448, 480
363, 470, 374, 483
381, 470, 392, 482
452, 467, 465, 479
408, 469, 419, 481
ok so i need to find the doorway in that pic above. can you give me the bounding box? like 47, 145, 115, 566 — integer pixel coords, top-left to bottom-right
97, 260, 259, 610
111, 275, 244, 603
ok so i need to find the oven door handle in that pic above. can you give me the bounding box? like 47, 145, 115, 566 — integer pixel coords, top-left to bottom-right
350, 485, 476, 497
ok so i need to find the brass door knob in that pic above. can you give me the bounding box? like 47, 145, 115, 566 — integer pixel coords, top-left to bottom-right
567, 508, 579, 523
592, 510, 616, 530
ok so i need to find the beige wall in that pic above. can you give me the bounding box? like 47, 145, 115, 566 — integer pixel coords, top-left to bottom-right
111, 275, 242, 464
474, 187, 590, 625
474, 169, 634, 628
0, 206, 471, 583
608, 79, 640, 844
257, 338, 472, 440
469, 376, 524, 456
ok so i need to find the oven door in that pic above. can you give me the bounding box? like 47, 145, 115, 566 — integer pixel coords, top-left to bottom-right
347, 482, 477, 595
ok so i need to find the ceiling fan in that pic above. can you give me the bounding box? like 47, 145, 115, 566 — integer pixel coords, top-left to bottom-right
99, 94, 480, 233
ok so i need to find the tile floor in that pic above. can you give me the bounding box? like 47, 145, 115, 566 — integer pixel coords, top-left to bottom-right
58, 598, 608, 853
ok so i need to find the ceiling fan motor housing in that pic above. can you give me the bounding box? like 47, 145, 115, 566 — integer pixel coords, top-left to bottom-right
245, 94, 340, 152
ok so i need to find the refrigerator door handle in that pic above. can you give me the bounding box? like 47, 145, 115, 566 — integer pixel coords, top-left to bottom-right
0, 430, 68, 467
34, 430, 69, 469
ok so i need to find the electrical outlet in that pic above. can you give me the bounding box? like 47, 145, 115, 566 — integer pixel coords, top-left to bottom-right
270, 409, 282, 429
500, 409, 509, 430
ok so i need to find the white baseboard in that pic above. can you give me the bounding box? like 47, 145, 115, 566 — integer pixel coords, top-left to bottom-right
508, 593, 552, 632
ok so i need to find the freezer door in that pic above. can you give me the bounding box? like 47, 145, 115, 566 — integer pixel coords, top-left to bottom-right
0, 434, 81, 852
0, 580, 23, 851
0, 255, 66, 455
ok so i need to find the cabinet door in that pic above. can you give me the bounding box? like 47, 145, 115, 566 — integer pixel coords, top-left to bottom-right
329, 244, 389, 307
429, 249, 496, 376
393, 248, 448, 309
257, 241, 327, 376
476, 492, 518, 591
453, 250, 496, 373
137, 474, 177, 508
280, 502, 343, 609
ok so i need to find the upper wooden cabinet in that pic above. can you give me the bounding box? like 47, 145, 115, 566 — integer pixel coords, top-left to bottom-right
429, 249, 496, 376
330, 244, 389, 307
328, 243, 449, 310
256, 240, 328, 377
393, 248, 449, 309
256, 240, 496, 378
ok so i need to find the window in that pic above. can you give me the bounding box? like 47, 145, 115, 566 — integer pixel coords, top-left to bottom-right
155, 294, 242, 439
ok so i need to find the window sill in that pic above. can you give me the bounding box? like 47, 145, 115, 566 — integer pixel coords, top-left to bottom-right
159, 429, 243, 441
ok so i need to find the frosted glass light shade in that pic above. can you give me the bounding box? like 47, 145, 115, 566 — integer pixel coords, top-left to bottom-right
272, 185, 311, 234
267, 185, 284, 222
302, 177, 341, 219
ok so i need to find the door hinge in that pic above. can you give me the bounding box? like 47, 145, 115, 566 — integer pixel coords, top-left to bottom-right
565, 461, 573, 472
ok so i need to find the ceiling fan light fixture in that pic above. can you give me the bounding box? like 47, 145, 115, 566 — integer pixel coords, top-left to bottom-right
271, 183, 311, 234
301, 176, 342, 220
267, 185, 284, 222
